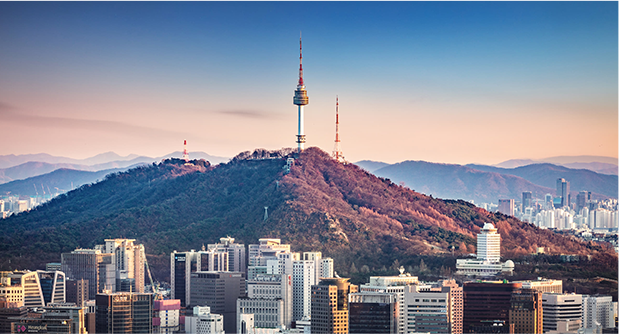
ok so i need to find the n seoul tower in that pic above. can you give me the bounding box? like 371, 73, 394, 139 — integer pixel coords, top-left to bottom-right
293, 34, 309, 153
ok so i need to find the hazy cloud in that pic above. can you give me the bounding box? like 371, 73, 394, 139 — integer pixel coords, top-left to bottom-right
217, 110, 281, 120
0, 103, 184, 138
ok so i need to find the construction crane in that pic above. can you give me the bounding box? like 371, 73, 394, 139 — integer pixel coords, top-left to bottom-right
141, 247, 163, 300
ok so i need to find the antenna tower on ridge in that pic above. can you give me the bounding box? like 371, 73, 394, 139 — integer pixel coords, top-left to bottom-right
332, 96, 345, 163
182, 140, 189, 162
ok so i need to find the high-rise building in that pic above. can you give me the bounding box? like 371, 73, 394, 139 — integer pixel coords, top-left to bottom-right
498, 199, 515, 216
576, 191, 590, 213
311, 277, 358, 334
349, 292, 397, 334
170, 250, 198, 307
462, 282, 522, 333
359, 273, 420, 334
509, 288, 543, 334
189, 271, 246, 333
95, 292, 153, 334
245, 274, 292, 328
435, 279, 463, 334
198, 249, 229, 272
556, 178, 570, 208
237, 298, 285, 330
0, 305, 27, 333
104, 239, 145, 293
153, 299, 181, 334
208, 237, 246, 273
541, 293, 582, 333
292, 260, 315, 321
66, 279, 88, 308
9, 270, 66, 308
62, 248, 110, 298
456, 223, 514, 276
582, 295, 615, 330
522, 192, 533, 210
186, 306, 225, 334
0, 283, 23, 307
404, 286, 452, 334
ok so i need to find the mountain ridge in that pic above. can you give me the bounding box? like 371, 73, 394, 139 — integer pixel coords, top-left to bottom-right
0, 148, 613, 281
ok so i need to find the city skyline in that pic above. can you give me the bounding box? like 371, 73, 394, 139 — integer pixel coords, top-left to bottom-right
0, 2, 616, 165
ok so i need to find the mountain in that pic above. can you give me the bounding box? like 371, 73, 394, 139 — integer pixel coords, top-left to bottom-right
354, 160, 391, 173
466, 163, 617, 199
0, 152, 140, 169
0, 167, 131, 197
495, 156, 618, 175
0, 148, 613, 281
0, 162, 94, 184
371, 161, 560, 204
0, 152, 230, 184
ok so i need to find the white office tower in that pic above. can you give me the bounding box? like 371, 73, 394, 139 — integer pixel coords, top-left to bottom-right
244, 274, 293, 328
237, 298, 285, 331
171, 250, 199, 307
542, 293, 583, 333
292, 260, 315, 321
359, 271, 421, 334
404, 285, 453, 334
186, 306, 225, 334
582, 295, 615, 330
198, 248, 229, 272
477, 223, 500, 262
456, 223, 514, 276
103, 238, 145, 293
248, 239, 295, 280
208, 237, 246, 273
302, 252, 334, 283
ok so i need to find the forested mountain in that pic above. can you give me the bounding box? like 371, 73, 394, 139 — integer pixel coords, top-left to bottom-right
0, 148, 614, 281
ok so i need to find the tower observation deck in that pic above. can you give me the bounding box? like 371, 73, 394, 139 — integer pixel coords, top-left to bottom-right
293, 35, 309, 153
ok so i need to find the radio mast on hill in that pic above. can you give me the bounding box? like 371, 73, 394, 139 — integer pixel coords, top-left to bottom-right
293, 33, 309, 153
182, 140, 189, 162
332, 96, 345, 163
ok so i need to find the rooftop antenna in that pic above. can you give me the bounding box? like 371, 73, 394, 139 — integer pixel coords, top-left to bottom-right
182, 140, 189, 162
332, 96, 345, 163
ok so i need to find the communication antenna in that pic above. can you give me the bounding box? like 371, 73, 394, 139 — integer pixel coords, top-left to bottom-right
183, 140, 189, 162
332, 96, 345, 163
293, 33, 309, 153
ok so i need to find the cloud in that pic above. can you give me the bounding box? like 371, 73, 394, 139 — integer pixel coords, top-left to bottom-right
217, 110, 281, 120
0, 102, 185, 138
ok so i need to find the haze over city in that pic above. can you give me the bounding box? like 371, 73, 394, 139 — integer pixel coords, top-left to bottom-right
0, 1, 616, 165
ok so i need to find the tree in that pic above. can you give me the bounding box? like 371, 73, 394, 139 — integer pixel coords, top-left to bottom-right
350, 262, 358, 274
419, 259, 427, 272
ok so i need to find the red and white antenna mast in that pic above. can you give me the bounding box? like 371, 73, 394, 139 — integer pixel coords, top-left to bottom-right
182, 140, 189, 162
332, 96, 345, 163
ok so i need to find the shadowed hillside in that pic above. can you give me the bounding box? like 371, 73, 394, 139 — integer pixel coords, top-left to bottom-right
0, 148, 614, 282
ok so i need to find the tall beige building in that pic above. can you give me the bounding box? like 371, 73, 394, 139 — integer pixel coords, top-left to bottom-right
104, 239, 145, 293
310, 277, 358, 334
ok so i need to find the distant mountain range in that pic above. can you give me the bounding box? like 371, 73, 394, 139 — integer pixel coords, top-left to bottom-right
355, 159, 617, 204
0, 152, 230, 184
494, 155, 617, 175
0, 168, 128, 197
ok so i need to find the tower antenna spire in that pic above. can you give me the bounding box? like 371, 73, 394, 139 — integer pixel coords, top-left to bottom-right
182, 140, 189, 162
298, 32, 304, 86
332, 96, 345, 163
293, 33, 309, 153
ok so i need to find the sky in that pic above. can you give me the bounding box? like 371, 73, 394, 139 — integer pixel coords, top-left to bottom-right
0, 2, 617, 165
